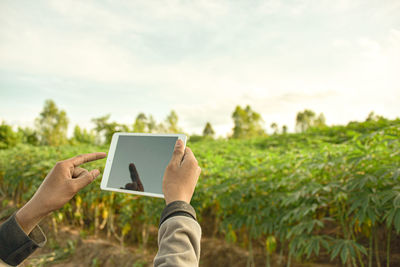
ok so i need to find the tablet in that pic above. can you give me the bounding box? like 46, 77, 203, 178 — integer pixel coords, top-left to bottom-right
101, 133, 186, 198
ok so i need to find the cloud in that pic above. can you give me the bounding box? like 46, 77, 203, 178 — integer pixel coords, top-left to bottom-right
1, 1, 399, 136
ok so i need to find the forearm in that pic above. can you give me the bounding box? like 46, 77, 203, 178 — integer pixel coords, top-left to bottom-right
154, 201, 201, 267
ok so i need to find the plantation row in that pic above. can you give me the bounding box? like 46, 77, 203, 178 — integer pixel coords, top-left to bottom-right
0, 119, 399, 266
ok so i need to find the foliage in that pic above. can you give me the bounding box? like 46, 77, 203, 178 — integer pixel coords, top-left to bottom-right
1, 118, 399, 265
0, 122, 20, 149
188, 134, 204, 143
93, 111, 182, 143
133, 113, 148, 133
164, 110, 180, 133
366, 111, 384, 122
71, 125, 97, 145
282, 125, 288, 134
203, 122, 215, 137
35, 99, 69, 146
270, 122, 278, 134
296, 109, 326, 132
92, 114, 130, 144
232, 105, 265, 138
133, 113, 160, 133
18, 127, 39, 146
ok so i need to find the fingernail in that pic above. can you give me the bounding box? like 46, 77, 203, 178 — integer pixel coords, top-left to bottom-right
93, 169, 100, 176
175, 139, 183, 147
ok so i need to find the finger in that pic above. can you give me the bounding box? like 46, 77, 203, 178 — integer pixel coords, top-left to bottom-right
129, 163, 140, 183
137, 176, 144, 192
68, 152, 107, 167
72, 167, 88, 178
125, 182, 137, 191
181, 147, 197, 165
74, 169, 100, 190
170, 139, 185, 166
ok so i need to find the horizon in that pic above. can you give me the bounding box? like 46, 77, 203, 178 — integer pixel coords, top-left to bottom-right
1, 1, 399, 137
0, 99, 395, 138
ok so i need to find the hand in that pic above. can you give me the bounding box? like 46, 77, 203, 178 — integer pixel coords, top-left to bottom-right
163, 139, 201, 205
121, 163, 144, 192
15, 152, 106, 234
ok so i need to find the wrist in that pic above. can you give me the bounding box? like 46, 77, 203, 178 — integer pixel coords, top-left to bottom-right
15, 200, 51, 235
159, 200, 197, 227
165, 197, 190, 205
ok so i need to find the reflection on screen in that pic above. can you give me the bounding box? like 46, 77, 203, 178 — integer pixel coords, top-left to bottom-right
107, 136, 178, 195
120, 163, 144, 191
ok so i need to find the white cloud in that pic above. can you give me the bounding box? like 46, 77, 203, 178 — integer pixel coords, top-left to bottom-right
1, 1, 399, 136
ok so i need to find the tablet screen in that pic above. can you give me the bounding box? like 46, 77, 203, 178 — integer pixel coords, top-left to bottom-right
105, 135, 180, 196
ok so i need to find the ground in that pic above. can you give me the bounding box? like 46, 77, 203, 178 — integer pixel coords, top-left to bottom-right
15, 221, 342, 267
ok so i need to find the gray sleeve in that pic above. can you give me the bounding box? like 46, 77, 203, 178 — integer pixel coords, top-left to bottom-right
0, 213, 47, 266
159, 201, 197, 227
154, 216, 201, 267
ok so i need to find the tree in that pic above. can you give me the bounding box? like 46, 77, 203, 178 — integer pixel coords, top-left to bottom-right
18, 127, 39, 146
92, 114, 129, 144
232, 105, 265, 138
35, 99, 69, 146
314, 113, 326, 128
147, 115, 157, 133
133, 113, 148, 132
295, 109, 326, 132
366, 111, 383, 122
72, 125, 96, 144
0, 122, 20, 149
165, 110, 180, 133
203, 122, 215, 137
282, 125, 288, 134
270, 122, 278, 134
157, 122, 167, 133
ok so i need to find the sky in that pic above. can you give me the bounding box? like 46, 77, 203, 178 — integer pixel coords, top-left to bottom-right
1, 0, 399, 137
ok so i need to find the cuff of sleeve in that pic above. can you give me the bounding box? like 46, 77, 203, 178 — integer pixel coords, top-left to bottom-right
0, 213, 46, 266
159, 201, 197, 227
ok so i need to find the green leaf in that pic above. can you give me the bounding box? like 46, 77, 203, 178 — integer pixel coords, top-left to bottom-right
340, 244, 349, 264
393, 194, 400, 208
330, 241, 343, 261
394, 208, 400, 233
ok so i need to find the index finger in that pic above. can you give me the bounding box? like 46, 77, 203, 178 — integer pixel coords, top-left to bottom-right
68, 152, 107, 167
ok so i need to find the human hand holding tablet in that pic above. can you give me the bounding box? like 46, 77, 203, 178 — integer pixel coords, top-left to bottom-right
101, 133, 186, 198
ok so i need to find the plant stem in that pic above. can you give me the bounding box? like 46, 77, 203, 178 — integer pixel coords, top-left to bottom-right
279, 240, 285, 266
286, 248, 292, 267
350, 226, 365, 267
386, 226, 391, 267
368, 230, 373, 267
351, 257, 357, 267
374, 228, 381, 267
94, 205, 99, 236
246, 239, 254, 267
266, 251, 270, 267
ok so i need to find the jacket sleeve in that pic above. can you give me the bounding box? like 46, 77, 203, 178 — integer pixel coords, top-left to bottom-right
154, 201, 201, 267
0, 213, 47, 266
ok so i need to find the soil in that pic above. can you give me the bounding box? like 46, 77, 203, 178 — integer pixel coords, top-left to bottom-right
1, 214, 399, 267
17, 223, 340, 267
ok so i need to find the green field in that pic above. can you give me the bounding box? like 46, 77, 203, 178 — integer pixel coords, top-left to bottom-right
1, 118, 399, 266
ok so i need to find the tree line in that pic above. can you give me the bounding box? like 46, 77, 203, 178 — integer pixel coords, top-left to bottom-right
0, 99, 383, 149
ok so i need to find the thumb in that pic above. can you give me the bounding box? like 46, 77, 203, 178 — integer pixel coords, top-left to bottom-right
170, 139, 185, 166
74, 169, 100, 190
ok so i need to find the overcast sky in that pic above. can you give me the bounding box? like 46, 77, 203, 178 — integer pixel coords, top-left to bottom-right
1, 0, 399, 136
